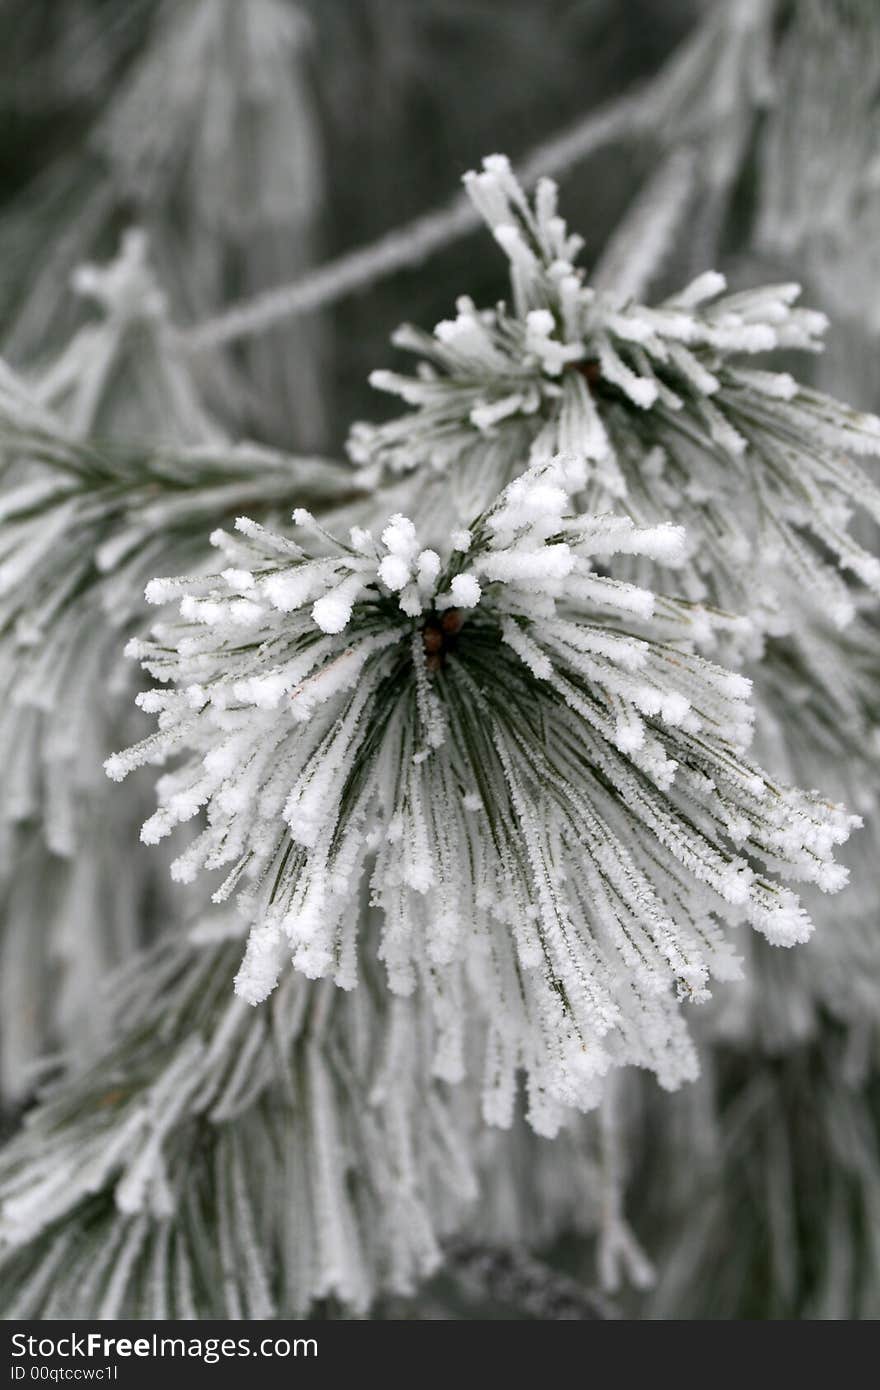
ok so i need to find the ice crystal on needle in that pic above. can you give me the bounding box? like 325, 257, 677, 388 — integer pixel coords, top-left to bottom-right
351, 155, 880, 634
111, 457, 856, 1132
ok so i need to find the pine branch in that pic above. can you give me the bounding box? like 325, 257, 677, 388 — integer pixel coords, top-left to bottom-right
0, 235, 360, 1099
2, 0, 880, 1325
0, 926, 475, 1317
0, 366, 355, 839
352, 155, 880, 640
0, 922, 617, 1317
646, 1028, 880, 1319
0, 0, 331, 442
108, 455, 856, 1132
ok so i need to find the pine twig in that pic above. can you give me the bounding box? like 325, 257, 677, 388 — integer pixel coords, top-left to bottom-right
181, 90, 645, 352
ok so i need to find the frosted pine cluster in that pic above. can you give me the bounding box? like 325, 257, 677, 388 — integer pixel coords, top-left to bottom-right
353, 156, 880, 635
109, 456, 855, 1132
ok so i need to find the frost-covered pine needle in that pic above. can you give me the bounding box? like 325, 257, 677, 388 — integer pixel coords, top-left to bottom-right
0, 243, 354, 1098
111, 456, 857, 1134
351, 154, 880, 637
0, 916, 627, 1317
0, 929, 477, 1318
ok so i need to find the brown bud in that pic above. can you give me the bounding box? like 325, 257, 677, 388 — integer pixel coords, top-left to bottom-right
575, 358, 601, 392
422, 624, 444, 654
440, 608, 464, 636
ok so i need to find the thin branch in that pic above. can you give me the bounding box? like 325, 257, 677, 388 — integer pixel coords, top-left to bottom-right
181, 89, 647, 352
592, 147, 697, 302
